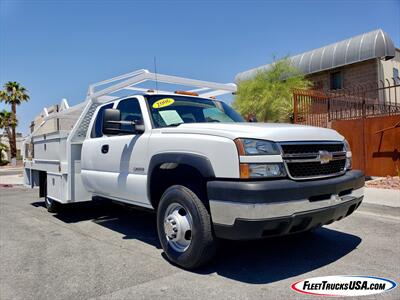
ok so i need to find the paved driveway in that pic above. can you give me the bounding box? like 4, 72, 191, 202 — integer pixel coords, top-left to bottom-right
0, 187, 399, 299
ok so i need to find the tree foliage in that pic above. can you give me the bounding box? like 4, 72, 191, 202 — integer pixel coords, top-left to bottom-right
233, 58, 311, 122
0, 109, 14, 164
0, 109, 15, 137
0, 81, 29, 158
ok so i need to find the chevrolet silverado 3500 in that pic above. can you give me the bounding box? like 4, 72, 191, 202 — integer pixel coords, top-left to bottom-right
23, 69, 364, 269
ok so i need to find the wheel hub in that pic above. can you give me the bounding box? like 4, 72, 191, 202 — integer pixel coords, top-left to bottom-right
163, 203, 193, 252
164, 217, 178, 239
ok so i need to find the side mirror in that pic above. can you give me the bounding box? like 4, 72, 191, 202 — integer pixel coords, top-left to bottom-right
102, 108, 145, 135
102, 108, 121, 135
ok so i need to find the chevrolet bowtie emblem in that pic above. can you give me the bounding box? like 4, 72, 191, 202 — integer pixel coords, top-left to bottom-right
318, 150, 333, 164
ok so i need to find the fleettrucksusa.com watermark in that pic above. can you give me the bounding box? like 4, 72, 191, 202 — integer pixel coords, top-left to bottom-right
291, 275, 397, 297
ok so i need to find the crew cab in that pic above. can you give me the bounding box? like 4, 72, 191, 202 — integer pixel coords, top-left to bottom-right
23, 69, 364, 269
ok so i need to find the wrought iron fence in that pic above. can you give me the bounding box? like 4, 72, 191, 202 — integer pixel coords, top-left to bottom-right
293, 78, 400, 127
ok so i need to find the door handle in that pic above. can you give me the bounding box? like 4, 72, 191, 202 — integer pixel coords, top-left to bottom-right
101, 145, 109, 154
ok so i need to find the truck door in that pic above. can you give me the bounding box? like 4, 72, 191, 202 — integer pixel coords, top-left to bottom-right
81, 98, 150, 206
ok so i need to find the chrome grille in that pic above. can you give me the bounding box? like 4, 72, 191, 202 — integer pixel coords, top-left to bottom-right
280, 142, 346, 180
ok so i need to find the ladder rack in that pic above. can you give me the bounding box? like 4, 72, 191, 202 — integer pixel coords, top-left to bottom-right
87, 69, 237, 103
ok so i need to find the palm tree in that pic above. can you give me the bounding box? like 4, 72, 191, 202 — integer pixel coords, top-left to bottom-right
0, 109, 16, 157
0, 142, 8, 164
0, 82, 29, 158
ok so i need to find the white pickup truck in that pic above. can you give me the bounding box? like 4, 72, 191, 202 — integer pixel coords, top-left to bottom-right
23, 69, 364, 269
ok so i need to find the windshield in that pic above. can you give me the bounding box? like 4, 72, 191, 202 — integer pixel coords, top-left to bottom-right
146, 95, 244, 128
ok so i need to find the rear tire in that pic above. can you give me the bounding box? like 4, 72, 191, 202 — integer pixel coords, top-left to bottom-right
157, 185, 217, 269
45, 197, 61, 213
43, 177, 61, 213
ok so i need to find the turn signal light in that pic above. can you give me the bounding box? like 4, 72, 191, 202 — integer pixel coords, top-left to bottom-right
239, 163, 250, 179
174, 90, 199, 96
234, 139, 245, 156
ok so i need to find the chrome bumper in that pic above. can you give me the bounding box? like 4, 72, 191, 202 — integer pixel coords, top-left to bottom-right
207, 170, 365, 227
210, 187, 364, 226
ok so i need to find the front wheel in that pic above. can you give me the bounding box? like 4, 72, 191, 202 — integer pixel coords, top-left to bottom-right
157, 185, 217, 269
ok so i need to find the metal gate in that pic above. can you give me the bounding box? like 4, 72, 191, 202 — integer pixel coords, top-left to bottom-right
293, 80, 400, 176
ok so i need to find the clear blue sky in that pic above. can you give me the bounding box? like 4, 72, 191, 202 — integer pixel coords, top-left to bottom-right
1, 0, 399, 134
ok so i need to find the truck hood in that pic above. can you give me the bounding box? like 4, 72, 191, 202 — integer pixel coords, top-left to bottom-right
160, 123, 344, 142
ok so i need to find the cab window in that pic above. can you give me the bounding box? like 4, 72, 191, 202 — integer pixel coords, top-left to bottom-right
116, 98, 144, 132
91, 103, 113, 138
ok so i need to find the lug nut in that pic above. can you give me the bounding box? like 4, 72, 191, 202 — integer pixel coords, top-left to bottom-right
173, 228, 178, 232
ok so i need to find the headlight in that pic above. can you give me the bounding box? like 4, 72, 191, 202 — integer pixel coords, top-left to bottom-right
234, 139, 284, 178
248, 163, 286, 178
239, 163, 286, 179
344, 139, 352, 170
234, 138, 280, 155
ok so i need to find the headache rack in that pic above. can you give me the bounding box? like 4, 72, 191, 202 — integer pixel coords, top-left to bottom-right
23, 69, 237, 203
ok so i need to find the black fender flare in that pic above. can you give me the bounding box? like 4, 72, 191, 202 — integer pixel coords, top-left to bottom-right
147, 152, 215, 206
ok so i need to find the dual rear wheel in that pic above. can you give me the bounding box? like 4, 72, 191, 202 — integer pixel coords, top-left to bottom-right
44, 196, 61, 213
42, 176, 61, 213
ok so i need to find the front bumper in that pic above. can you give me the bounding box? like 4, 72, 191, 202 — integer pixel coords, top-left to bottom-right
207, 170, 364, 240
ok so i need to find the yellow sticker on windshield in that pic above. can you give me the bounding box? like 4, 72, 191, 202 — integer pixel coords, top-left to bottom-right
152, 98, 175, 109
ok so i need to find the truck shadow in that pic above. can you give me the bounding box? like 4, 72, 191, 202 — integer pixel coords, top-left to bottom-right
31, 200, 361, 284
200, 228, 361, 284
31, 200, 160, 248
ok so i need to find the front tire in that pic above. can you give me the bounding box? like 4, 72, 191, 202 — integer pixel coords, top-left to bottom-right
157, 185, 217, 269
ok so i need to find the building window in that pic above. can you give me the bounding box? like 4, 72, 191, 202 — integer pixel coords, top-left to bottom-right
330, 71, 342, 90
394, 68, 400, 84
314, 80, 324, 90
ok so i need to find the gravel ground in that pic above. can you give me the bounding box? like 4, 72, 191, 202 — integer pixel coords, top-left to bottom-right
365, 176, 400, 190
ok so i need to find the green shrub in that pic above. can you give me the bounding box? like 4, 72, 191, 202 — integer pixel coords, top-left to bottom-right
233, 57, 311, 122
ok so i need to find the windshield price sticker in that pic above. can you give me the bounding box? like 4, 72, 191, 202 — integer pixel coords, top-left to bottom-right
153, 98, 175, 109
159, 110, 183, 126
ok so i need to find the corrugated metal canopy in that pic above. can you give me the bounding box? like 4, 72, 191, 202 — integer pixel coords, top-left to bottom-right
235, 29, 396, 82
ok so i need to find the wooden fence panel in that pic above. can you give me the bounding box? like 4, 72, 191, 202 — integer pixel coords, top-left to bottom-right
365, 115, 400, 176
331, 119, 365, 172
332, 115, 400, 176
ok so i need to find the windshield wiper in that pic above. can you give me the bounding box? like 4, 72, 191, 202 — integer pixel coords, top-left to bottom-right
165, 122, 184, 127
